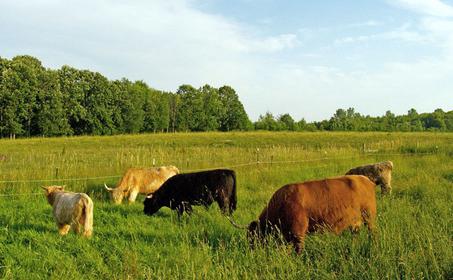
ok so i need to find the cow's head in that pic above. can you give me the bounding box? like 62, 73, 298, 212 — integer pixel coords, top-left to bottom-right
104, 184, 125, 204
247, 220, 261, 247
377, 161, 393, 195
41, 185, 65, 195
41, 185, 65, 205
143, 194, 160, 215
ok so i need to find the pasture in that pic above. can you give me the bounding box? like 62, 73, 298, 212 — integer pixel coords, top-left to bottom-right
0, 132, 452, 279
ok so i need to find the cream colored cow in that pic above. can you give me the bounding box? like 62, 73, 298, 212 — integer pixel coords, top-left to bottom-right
104, 165, 179, 204
42, 186, 93, 237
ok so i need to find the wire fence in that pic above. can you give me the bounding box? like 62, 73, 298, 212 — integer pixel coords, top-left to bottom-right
0, 151, 437, 197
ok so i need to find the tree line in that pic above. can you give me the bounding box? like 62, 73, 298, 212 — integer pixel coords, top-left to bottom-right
0, 55, 452, 138
255, 107, 453, 132
0, 55, 251, 138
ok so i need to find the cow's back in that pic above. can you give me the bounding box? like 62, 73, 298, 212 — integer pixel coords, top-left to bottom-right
118, 167, 178, 194
53, 192, 85, 223
139, 166, 178, 193
156, 169, 235, 205
259, 175, 376, 232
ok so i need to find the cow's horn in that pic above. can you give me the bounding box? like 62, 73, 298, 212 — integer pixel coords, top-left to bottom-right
226, 216, 248, 230
104, 183, 113, 191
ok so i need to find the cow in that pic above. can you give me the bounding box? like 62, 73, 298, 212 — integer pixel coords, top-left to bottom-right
104, 165, 179, 204
346, 160, 393, 194
41, 185, 94, 237
143, 169, 237, 217
246, 175, 376, 254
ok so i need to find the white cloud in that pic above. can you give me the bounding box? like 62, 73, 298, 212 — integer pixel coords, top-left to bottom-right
0, 0, 298, 115
392, 0, 453, 17
334, 23, 431, 45
0, 0, 451, 122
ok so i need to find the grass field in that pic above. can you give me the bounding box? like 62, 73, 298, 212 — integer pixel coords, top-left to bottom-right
0, 132, 452, 279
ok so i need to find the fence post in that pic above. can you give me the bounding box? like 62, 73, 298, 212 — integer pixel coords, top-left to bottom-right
55, 168, 59, 179
152, 158, 156, 167
256, 148, 260, 164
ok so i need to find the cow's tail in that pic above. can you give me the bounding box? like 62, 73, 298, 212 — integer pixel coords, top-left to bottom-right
81, 194, 94, 238
226, 215, 248, 229
230, 170, 237, 214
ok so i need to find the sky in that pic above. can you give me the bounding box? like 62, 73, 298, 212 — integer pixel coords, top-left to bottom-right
1, 0, 452, 121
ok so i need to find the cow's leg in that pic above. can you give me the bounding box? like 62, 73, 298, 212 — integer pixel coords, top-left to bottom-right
289, 212, 309, 254
350, 210, 363, 234
362, 207, 376, 233
183, 202, 193, 215
215, 195, 230, 215
175, 203, 186, 217
128, 190, 139, 203
73, 222, 81, 234
58, 224, 71, 235
74, 212, 86, 234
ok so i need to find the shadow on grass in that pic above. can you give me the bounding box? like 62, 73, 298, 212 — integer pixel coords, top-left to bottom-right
85, 183, 111, 202
393, 186, 428, 203
1, 222, 53, 235
442, 172, 453, 183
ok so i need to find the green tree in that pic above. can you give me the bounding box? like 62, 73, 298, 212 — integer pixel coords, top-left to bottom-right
10, 56, 43, 137
200, 85, 222, 131
143, 89, 170, 133
424, 109, 446, 131
218, 86, 250, 131
58, 66, 89, 135
110, 79, 144, 134
33, 70, 72, 136
444, 111, 453, 131
255, 112, 278, 131
278, 113, 297, 131
176, 85, 204, 131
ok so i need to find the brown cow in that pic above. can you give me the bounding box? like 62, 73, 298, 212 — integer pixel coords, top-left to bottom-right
247, 175, 376, 254
42, 186, 94, 237
104, 165, 179, 204
346, 160, 393, 194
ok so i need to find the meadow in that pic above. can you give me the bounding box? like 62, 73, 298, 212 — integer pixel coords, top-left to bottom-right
0, 131, 452, 279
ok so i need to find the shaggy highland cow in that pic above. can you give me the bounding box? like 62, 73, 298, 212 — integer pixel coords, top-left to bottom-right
104, 165, 179, 204
144, 169, 237, 217
346, 160, 393, 194
246, 175, 377, 254
42, 186, 93, 237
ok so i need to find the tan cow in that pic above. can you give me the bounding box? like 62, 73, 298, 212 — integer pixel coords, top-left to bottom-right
247, 175, 377, 254
41, 186, 93, 237
346, 160, 393, 194
104, 165, 179, 204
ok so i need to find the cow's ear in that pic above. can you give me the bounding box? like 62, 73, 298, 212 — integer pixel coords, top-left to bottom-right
58, 186, 65, 191
40, 186, 48, 191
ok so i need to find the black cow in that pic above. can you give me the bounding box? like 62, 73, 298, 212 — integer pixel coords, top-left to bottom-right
143, 169, 237, 216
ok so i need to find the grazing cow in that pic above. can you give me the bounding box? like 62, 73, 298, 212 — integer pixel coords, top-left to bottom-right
247, 175, 376, 254
41, 186, 94, 237
143, 169, 237, 217
104, 165, 179, 204
346, 160, 393, 194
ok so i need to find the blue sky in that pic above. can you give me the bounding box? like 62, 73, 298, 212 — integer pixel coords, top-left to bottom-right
1, 0, 452, 121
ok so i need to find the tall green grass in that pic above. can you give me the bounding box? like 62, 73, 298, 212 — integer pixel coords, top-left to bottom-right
0, 132, 452, 279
